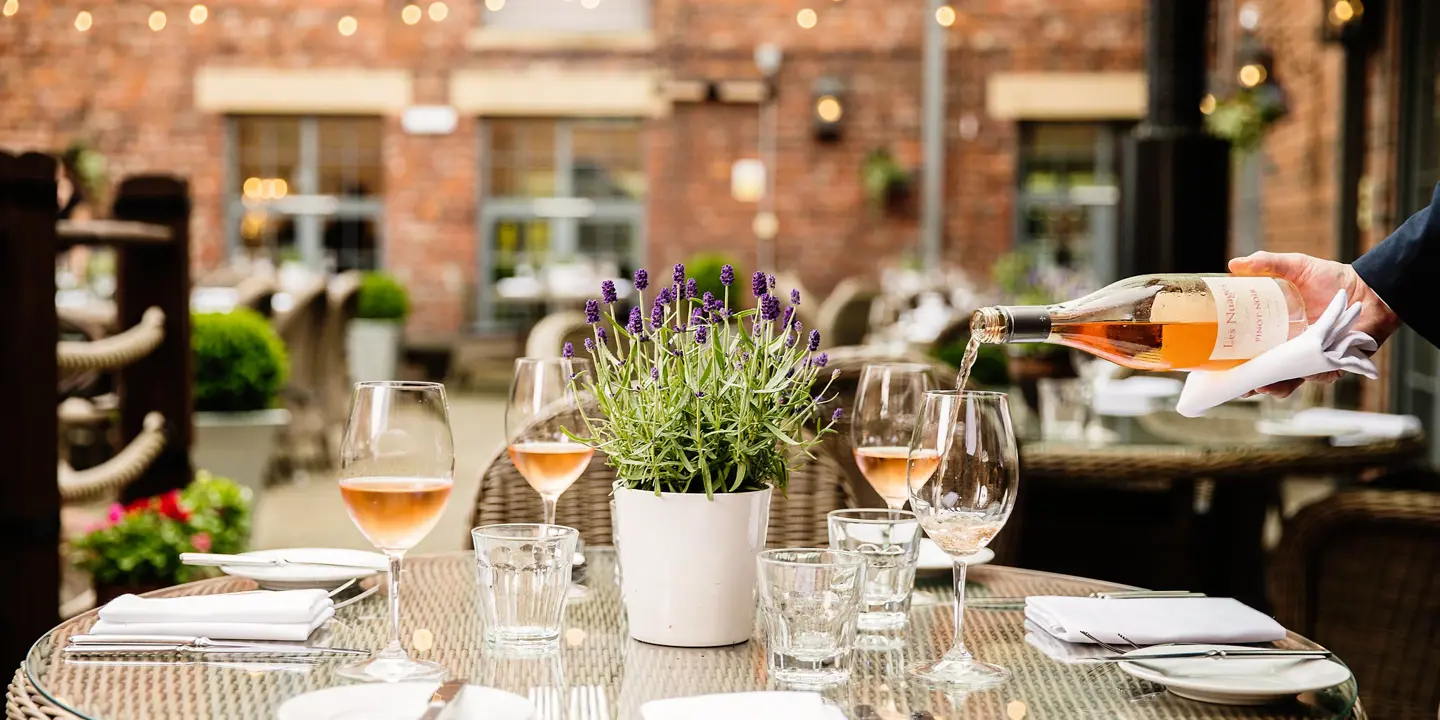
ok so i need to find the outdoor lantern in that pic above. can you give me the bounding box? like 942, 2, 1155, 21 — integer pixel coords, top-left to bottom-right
811, 77, 846, 143
1235, 32, 1289, 121
1320, 0, 1380, 44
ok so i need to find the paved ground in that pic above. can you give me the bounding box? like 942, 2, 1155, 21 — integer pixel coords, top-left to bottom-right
251, 393, 508, 555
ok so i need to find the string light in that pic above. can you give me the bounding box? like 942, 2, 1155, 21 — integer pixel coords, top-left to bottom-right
401, 4, 421, 24
337, 15, 357, 36
148, 10, 166, 31
935, 5, 956, 26
1199, 94, 1216, 115
242, 177, 263, 199
189, 4, 207, 24
579, 0, 600, 8
815, 96, 842, 123
2, 0, 17, 18
484, 0, 504, 10
427, 1, 448, 21
74, 10, 92, 31
1237, 63, 1266, 88
796, 8, 817, 28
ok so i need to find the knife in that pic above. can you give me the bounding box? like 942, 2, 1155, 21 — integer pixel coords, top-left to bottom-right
66, 635, 367, 655
181, 553, 387, 571
1091, 648, 1333, 662
418, 679, 466, 720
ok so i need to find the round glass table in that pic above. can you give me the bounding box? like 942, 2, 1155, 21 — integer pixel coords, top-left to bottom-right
22, 550, 1360, 719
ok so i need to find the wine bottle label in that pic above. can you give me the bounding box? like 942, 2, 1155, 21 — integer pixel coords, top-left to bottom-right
1202, 277, 1289, 360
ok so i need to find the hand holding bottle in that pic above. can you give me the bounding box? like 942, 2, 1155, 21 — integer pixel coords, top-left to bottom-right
1228, 252, 1400, 398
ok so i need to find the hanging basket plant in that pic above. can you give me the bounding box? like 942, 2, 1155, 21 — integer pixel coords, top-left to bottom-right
1205, 86, 1288, 155
861, 148, 913, 215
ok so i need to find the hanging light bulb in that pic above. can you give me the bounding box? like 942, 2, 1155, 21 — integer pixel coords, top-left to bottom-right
74, 10, 92, 31
796, 8, 817, 28
935, 5, 956, 27
189, 4, 207, 24
338, 15, 357, 36
1199, 94, 1217, 115
2, 0, 19, 18
484, 0, 504, 9
427, 1, 448, 21
401, 4, 422, 24
148, 10, 166, 31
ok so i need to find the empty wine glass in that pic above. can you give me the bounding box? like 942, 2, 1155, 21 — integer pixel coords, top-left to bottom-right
906, 390, 1020, 689
337, 381, 455, 682
506, 358, 595, 526
851, 363, 936, 510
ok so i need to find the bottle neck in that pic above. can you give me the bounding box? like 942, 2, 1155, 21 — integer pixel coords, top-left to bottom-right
972, 305, 1052, 343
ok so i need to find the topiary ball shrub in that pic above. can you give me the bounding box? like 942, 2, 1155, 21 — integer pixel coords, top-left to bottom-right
192, 308, 290, 413
356, 272, 411, 321
685, 252, 740, 306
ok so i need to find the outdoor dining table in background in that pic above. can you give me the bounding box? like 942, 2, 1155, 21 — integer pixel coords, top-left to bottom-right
14, 549, 1362, 720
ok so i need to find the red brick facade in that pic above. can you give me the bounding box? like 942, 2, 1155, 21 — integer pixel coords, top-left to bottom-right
2, 0, 1150, 335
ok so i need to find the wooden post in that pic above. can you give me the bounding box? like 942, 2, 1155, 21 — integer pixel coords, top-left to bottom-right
112, 177, 194, 501
0, 151, 61, 664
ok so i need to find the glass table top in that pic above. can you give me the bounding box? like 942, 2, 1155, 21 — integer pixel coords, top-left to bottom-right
27, 550, 1358, 719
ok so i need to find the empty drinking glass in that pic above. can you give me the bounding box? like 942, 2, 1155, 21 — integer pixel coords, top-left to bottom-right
827, 509, 922, 631
756, 548, 867, 686
472, 524, 578, 654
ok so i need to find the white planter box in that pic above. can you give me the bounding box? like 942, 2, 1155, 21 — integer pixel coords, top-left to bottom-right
612, 486, 770, 647
347, 319, 402, 382
192, 409, 291, 504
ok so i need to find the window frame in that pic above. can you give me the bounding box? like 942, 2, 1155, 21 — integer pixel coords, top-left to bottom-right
1013, 121, 1130, 284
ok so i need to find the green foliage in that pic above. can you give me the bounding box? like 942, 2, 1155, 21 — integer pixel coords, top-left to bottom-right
571, 273, 841, 497
991, 247, 1093, 358
71, 472, 252, 586
862, 148, 908, 210
933, 340, 1010, 388
192, 308, 289, 412
356, 272, 411, 320
1205, 89, 1286, 154
686, 253, 739, 307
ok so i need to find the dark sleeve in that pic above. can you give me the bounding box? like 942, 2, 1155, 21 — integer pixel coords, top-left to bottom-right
1353, 183, 1440, 347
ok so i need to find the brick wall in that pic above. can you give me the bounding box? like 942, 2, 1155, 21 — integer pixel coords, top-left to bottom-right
1, 0, 1146, 334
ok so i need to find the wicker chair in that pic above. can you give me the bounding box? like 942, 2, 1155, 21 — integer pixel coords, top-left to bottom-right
524, 311, 592, 359
1269, 489, 1440, 720
468, 442, 856, 549
815, 279, 879, 348
270, 278, 332, 480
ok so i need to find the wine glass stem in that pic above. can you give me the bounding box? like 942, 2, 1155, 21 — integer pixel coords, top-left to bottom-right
949, 558, 973, 659
385, 551, 404, 654
542, 494, 558, 526
886, 499, 906, 511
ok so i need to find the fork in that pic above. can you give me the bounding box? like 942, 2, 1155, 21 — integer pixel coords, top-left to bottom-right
527, 687, 566, 720
570, 685, 609, 720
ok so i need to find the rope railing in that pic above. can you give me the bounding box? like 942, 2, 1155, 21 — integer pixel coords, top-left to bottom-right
56, 308, 165, 374
57, 412, 166, 504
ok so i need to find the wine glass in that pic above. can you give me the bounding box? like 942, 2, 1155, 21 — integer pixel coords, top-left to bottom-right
906, 390, 1020, 689
851, 363, 936, 510
506, 357, 595, 526
337, 381, 455, 682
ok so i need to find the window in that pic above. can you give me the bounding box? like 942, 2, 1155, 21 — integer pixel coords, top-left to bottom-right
479, 118, 645, 329
1015, 122, 1129, 284
227, 116, 383, 272
481, 0, 649, 32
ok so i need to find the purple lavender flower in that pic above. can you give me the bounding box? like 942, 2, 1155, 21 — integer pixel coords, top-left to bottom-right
786, 330, 798, 348
813, 352, 829, 368
650, 297, 665, 329
584, 337, 595, 353
808, 329, 821, 352
596, 326, 608, 343
650, 367, 659, 380
751, 271, 767, 298
668, 344, 682, 357
685, 278, 698, 300
627, 306, 643, 335
695, 326, 709, 344
695, 391, 706, 398
768, 274, 776, 290
760, 293, 781, 321
562, 342, 574, 359
781, 306, 794, 328
720, 265, 734, 286
601, 280, 618, 304
673, 263, 686, 285
792, 318, 803, 332
832, 408, 844, 422
691, 306, 707, 326
633, 268, 649, 292
790, 288, 801, 305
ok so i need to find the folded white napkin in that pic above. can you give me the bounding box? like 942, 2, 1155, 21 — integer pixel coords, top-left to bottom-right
641, 692, 830, 720
91, 590, 334, 641
1024, 596, 1286, 645
1177, 289, 1379, 418
1289, 408, 1422, 447
1023, 620, 1112, 664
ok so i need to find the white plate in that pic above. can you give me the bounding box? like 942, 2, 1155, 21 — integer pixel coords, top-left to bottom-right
1117, 644, 1352, 705
277, 682, 533, 720
917, 539, 993, 571
221, 548, 387, 590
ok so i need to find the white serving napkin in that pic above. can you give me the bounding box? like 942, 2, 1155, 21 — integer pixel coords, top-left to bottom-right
1176, 289, 1379, 418
91, 590, 334, 642
1025, 597, 1286, 646
1289, 408, 1422, 447
641, 692, 831, 720
1023, 620, 1112, 664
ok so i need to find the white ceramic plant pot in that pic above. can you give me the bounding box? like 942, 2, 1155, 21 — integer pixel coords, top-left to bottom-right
612, 486, 771, 647
192, 409, 290, 504
347, 319, 402, 382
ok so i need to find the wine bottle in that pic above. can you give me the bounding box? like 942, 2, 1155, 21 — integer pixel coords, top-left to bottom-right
971, 274, 1307, 372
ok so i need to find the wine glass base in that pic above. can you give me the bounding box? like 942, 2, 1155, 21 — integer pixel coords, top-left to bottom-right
906, 657, 1010, 691
336, 654, 448, 683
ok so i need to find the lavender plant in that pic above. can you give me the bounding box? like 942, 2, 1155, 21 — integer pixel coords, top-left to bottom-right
569, 264, 841, 497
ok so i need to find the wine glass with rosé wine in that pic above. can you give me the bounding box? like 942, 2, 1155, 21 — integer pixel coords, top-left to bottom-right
506, 357, 596, 527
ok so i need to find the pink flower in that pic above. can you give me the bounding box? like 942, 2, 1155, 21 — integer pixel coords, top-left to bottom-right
190, 532, 212, 552
106, 503, 124, 525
